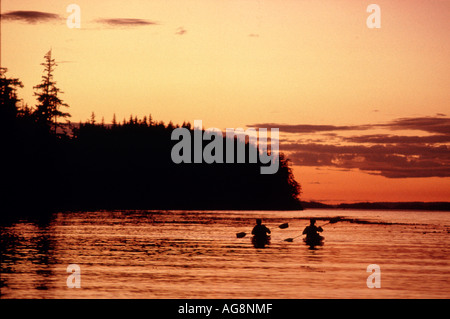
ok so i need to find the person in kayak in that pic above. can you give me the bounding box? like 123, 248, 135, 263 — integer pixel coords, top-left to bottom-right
252, 219, 271, 238
302, 218, 323, 241
252, 219, 271, 248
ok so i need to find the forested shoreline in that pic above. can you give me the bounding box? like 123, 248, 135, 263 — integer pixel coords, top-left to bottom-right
1, 53, 302, 217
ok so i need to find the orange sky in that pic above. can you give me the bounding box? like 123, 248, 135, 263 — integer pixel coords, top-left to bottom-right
2, 0, 449, 203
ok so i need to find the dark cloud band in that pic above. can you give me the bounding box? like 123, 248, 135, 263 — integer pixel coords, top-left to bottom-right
251, 115, 450, 135
1, 10, 61, 24
95, 18, 159, 27
250, 115, 450, 178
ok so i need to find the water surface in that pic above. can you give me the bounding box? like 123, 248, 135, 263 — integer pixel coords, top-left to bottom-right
1, 209, 449, 298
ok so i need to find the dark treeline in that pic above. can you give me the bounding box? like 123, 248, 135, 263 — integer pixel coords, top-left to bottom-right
1, 54, 302, 217
301, 201, 450, 211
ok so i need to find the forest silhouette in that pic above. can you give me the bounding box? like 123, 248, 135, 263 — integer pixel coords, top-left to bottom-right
1, 52, 302, 216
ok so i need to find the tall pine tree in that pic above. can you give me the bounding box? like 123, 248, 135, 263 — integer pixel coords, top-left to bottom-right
33, 50, 70, 133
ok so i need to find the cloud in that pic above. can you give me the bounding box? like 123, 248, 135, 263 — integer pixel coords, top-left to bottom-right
175, 27, 187, 35
384, 116, 450, 135
251, 115, 450, 135
252, 115, 450, 178
250, 123, 371, 134
96, 18, 159, 27
287, 143, 450, 178
1, 10, 61, 24
343, 134, 450, 144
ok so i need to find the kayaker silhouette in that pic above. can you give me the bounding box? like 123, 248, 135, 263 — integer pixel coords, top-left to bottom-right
252, 219, 271, 237
251, 219, 271, 248
302, 218, 324, 246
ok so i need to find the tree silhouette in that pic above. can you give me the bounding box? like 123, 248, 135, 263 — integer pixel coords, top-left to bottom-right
33, 50, 70, 133
0, 67, 23, 127
90, 112, 96, 124
2, 56, 303, 215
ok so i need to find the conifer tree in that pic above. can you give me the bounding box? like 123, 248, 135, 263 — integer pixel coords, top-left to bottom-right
0, 67, 23, 123
33, 50, 70, 133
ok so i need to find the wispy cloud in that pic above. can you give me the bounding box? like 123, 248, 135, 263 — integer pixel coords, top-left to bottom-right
287, 143, 450, 178
175, 27, 187, 35
1, 10, 61, 24
250, 123, 371, 134
251, 115, 450, 135
343, 134, 450, 144
95, 18, 159, 27
383, 116, 450, 134
250, 115, 450, 178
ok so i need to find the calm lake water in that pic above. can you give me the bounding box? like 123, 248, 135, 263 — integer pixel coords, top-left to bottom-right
1, 209, 449, 299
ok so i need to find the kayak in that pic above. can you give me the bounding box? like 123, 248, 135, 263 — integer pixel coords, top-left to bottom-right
252, 235, 271, 248
303, 235, 324, 247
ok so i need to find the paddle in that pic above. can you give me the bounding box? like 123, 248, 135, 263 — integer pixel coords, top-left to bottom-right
283, 217, 342, 242
319, 217, 342, 227
284, 235, 301, 242
236, 222, 289, 238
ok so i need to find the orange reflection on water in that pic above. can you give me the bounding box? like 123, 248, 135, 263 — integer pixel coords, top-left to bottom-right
1, 209, 449, 298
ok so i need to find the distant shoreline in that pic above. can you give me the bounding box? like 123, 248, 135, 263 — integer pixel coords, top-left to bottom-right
2, 202, 450, 222
301, 201, 450, 211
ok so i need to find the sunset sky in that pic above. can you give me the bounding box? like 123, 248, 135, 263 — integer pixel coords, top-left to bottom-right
2, 0, 449, 203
